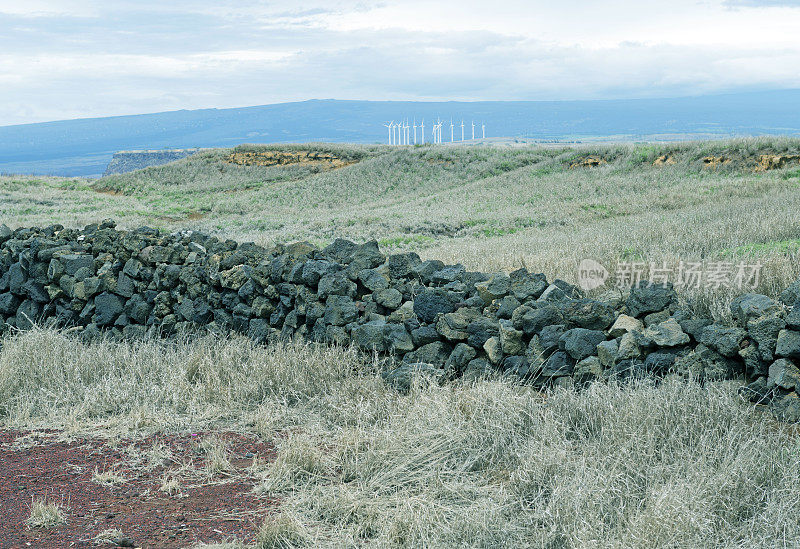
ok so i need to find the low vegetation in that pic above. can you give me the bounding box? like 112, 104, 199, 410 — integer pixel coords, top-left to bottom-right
90, 468, 127, 487
25, 496, 69, 529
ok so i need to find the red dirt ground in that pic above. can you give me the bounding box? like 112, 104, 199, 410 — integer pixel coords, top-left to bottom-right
0, 429, 277, 548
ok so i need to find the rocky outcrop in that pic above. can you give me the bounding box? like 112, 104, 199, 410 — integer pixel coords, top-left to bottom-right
569, 156, 607, 169
1, 221, 800, 420
756, 154, 800, 171
702, 156, 731, 169
653, 155, 676, 166
225, 151, 357, 170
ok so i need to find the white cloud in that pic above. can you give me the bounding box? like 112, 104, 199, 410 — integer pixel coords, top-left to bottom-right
2, 0, 800, 124
724, 0, 800, 7
0, 0, 99, 17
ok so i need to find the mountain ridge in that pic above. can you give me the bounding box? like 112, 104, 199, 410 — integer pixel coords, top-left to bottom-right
2, 91, 800, 177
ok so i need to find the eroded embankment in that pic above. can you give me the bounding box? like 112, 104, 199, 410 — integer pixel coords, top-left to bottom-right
0, 221, 798, 420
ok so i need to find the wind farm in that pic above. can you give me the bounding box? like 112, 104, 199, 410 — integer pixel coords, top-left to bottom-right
382, 116, 486, 145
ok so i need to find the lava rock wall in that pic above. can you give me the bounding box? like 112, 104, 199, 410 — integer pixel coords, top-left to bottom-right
1, 221, 799, 420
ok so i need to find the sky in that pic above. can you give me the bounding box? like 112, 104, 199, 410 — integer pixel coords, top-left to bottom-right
2, 0, 800, 125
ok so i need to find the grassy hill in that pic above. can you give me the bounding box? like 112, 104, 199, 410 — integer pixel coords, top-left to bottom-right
4, 137, 800, 315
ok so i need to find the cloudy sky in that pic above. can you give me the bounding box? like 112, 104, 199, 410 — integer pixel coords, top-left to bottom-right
2, 0, 800, 125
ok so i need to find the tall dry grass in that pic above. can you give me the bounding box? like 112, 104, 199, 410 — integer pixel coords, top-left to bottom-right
1, 328, 799, 547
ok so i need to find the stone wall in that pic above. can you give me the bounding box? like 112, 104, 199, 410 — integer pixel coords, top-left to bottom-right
103, 149, 203, 176
1, 221, 799, 420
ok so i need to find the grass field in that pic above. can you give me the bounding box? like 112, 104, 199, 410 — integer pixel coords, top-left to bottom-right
3, 138, 800, 547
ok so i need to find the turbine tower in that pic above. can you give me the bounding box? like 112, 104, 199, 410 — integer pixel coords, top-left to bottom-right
461, 120, 465, 141
482, 121, 486, 139
384, 121, 393, 145
420, 119, 425, 145
450, 119, 454, 142
405, 119, 410, 145
413, 119, 417, 145
471, 120, 475, 140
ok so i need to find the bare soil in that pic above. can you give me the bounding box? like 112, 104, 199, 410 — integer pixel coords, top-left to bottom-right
0, 429, 276, 548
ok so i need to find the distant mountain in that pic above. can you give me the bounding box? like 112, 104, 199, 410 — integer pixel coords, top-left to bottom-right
2, 91, 800, 177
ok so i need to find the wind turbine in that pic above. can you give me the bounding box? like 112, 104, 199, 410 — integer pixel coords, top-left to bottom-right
460, 120, 465, 141
405, 119, 410, 145
471, 120, 475, 140
482, 121, 486, 139
413, 119, 417, 145
420, 119, 425, 145
384, 121, 393, 145
450, 119, 454, 142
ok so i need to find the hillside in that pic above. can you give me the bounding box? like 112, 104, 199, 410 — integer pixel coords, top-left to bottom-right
4, 138, 800, 316
2, 90, 800, 177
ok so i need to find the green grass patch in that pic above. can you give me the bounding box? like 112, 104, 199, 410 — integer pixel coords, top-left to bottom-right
721, 238, 800, 257
462, 219, 486, 228
481, 226, 522, 237
580, 203, 620, 218
620, 247, 646, 261
782, 169, 800, 180
378, 235, 434, 248
630, 144, 661, 165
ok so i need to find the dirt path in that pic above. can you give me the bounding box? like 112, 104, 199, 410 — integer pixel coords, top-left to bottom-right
0, 429, 276, 548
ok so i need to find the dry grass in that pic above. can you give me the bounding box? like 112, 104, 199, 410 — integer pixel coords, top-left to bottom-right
90, 467, 127, 486
200, 435, 233, 477
26, 496, 69, 529
2, 328, 799, 547
255, 512, 310, 548
0, 326, 366, 435
258, 378, 800, 548
159, 475, 182, 496
93, 528, 125, 545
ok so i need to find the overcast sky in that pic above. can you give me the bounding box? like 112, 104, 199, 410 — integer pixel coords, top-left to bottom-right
2, 0, 800, 125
